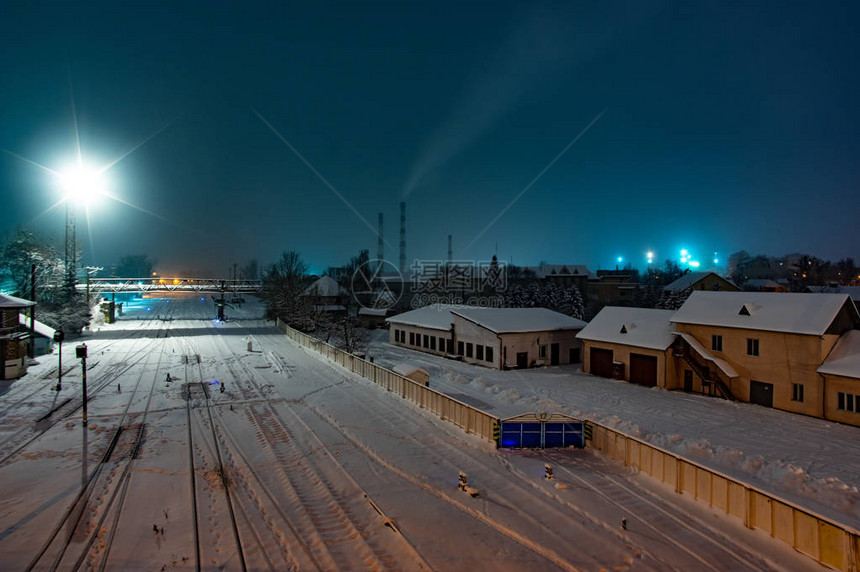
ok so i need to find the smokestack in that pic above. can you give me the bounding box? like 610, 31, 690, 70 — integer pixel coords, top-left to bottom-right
377, 212, 384, 266
399, 201, 406, 274
447, 234, 452, 265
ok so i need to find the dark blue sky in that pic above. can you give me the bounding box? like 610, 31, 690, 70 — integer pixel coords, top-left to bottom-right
1, 1, 857, 276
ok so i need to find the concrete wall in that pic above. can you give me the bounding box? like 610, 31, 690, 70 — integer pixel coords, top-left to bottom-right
498, 329, 581, 369
388, 323, 451, 357
451, 315, 501, 368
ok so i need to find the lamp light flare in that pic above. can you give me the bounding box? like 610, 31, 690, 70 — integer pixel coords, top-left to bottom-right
58, 164, 106, 205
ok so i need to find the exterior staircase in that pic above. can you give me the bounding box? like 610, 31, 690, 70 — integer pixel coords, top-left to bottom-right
673, 341, 735, 401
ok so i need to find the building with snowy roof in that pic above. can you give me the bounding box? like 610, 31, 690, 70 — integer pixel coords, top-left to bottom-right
387, 304, 586, 369
1, 294, 35, 380
301, 275, 349, 315
663, 271, 739, 293
670, 291, 859, 423
576, 307, 677, 388
805, 284, 860, 305
817, 330, 860, 426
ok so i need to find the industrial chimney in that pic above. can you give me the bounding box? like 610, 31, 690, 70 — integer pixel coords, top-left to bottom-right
399, 202, 406, 274
447, 234, 453, 265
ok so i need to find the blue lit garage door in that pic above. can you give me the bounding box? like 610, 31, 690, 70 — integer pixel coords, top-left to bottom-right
499, 413, 584, 449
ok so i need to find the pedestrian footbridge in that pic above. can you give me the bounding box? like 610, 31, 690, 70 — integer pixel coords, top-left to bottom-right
78, 278, 263, 294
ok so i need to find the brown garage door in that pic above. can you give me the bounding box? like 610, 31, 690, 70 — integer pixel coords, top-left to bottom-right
630, 353, 658, 387
590, 348, 614, 378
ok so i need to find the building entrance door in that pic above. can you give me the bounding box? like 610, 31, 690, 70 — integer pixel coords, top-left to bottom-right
750, 380, 774, 407
516, 352, 528, 369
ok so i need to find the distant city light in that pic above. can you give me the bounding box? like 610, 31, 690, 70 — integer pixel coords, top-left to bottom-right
680, 249, 688, 256
714, 258, 719, 264
617, 256, 623, 263
689, 260, 701, 268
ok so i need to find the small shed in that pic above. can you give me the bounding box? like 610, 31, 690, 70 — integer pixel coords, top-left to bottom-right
1, 294, 35, 380
358, 307, 388, 329
393, 363, 430, 386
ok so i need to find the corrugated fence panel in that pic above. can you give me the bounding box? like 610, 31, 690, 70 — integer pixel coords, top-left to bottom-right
581, 416, 860, 571
275, 320, 498, 443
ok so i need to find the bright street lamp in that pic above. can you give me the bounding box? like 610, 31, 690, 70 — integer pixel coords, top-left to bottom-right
56, 163, 106, 291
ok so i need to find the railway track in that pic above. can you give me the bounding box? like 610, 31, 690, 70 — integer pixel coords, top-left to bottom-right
23, 322, 171, 571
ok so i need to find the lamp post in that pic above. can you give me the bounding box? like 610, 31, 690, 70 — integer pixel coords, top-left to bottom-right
53, 329, 65, 391
76, 343, 88, 426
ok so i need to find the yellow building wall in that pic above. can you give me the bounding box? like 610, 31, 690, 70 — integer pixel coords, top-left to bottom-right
675, 324, 829, 417
822, 373, 860, 428
580, 340, 673, 388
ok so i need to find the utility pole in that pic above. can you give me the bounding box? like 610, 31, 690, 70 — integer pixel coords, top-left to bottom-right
29, 264, 36, 358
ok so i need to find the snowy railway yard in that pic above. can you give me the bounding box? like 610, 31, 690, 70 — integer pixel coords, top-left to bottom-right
0, 294, 845, 571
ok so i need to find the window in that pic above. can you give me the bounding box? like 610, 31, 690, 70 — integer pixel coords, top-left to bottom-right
423, 334, 429, 348
746, 338, 759, 356
486, 347, 494, 362
792, 384, 804, 402
447, 339, 453, 354
838, 392, 857, 413
476, 345, 484, 360
394, 330, 400, 342
539, 345, 547, 358
711, 334, 722, 352
458, 341, 464, 355
430, 336, 436, 350
409, 332, 415, 345
439, 337, 445, 351
466, 343, 473, 358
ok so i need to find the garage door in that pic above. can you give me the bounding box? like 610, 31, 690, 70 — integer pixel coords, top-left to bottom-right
630, 353, 658, 387
590, 348, 614, 378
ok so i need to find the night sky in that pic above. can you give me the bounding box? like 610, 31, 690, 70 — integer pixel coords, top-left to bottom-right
1, 1, 858, 276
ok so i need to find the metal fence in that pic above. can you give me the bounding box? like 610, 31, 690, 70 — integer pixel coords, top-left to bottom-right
587, 421, 860, 571
276, 319, 499, 443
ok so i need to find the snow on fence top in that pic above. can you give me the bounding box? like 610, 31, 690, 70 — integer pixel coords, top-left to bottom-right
387, 304, 586, 334
576, 307, 676, 350
671, 291, 855, 336
818, 330, 860, 378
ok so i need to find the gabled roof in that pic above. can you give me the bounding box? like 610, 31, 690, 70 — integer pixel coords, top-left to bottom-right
663, 271, 737, 292
387, 304, 460, 331
393, 363, 429, 377
451, 307, 586, 334
302, 275, 346, 297
387, 304, 586, 334
576, 307, 676, 350
818, 330, 860, 379
671, 291, 856, 336
0, 293, 35, 309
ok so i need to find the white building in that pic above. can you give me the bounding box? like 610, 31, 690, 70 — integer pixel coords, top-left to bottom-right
387, 304, 586, 370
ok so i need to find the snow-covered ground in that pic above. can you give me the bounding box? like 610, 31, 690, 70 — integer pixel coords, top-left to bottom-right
366, 329, 860, 532
0, 293, 832, 570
